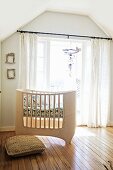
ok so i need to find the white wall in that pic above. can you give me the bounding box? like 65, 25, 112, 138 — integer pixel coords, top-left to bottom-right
1, 11, 110, 130
23, 11, 107, 37
1, 34, 19, 130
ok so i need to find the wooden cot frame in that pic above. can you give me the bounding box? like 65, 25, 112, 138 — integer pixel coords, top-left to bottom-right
16, 89, 76, 144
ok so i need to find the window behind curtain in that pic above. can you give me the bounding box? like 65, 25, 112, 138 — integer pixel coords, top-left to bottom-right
36, 40, 48, 90
37, 38, 82, 91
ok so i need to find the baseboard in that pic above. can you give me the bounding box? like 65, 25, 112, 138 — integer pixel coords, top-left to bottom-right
0, 126, 15, 131
107, 122, 113, 126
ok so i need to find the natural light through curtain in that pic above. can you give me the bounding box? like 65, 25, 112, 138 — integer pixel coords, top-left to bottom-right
79, 39, 111, 127
19, 33, 111, 127
49, 40, 81, 91
19, 33, 48, 90
19, 33, 81, 91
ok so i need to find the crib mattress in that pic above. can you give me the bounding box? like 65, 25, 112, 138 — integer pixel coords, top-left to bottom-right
23, 107, 63, 118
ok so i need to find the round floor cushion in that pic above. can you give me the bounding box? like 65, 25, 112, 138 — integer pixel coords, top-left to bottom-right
5, 135, 45, 157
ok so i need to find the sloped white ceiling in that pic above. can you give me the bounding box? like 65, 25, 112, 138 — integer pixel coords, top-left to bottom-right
0, 0, 113, 41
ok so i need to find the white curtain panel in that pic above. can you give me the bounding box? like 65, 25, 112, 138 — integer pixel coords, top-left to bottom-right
18, 33, 38, 89
79, 39, 111, 127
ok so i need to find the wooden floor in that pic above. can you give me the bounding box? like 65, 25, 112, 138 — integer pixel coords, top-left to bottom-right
0, 127, 113, 170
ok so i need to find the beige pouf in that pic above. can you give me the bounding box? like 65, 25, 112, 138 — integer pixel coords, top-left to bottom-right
5, 135, 45, 157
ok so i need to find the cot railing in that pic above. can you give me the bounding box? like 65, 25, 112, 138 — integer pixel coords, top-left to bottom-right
16, 89, 76, 144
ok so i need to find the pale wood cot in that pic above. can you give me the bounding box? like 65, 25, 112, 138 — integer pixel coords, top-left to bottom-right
16, 89, 76, 144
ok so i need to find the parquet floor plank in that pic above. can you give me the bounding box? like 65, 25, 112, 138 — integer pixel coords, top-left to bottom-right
0, 127, 113, 170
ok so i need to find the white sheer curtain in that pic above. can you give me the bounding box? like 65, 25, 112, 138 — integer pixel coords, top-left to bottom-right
19, 34, 111, 127
79, 39, 111, 127
18, 33, 37, 89
18, 35, 78, 91
18, 33, 47, 90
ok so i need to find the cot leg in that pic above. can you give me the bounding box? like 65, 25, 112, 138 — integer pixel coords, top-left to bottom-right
65, 140, 72, 145
63, 137, 73, 145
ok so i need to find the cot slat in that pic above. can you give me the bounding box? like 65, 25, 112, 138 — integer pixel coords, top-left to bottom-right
44, 94, 46, 128
35, 94, 37, 128
23, 92, 64, 129
49, 94, 50, 128
58, 94, 60, 129
53, 95, 55, 129
26, 93, 28, 127
31, 94, 32, 128
40, 94, 41, 128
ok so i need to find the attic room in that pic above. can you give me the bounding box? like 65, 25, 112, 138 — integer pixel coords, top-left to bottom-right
1, 0, 113, 169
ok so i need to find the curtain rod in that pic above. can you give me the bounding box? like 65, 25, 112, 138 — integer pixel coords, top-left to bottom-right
17, 30, 112, 40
